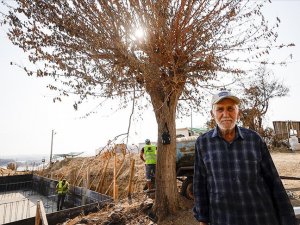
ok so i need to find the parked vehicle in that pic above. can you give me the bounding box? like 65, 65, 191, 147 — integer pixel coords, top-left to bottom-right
176, 136, 197, 200
143, 136, 198, 199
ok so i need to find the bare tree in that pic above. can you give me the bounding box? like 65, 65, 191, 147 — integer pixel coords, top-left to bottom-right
1, 0, 291, 221
239, 66, 289, 134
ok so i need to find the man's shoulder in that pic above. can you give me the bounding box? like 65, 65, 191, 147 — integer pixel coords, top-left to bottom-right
238, 126, 262, 139
196, 129, 214, 141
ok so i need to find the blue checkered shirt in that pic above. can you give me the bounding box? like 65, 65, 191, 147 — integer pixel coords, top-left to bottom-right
193, 126, 297, 225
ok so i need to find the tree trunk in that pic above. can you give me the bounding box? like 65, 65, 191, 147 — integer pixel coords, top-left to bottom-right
150, 91, 181, 221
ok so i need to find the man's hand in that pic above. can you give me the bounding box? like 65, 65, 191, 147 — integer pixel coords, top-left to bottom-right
199, 222, 208, 225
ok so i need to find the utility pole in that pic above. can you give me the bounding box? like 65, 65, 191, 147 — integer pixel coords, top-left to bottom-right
50, 130, 54, 164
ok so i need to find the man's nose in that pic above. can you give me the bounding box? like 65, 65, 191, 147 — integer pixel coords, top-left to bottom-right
223, 109, 230, 116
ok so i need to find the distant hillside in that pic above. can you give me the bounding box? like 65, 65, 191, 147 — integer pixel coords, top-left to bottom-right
0, 158, 14, 167
0, 154, 48, 161
0, 158, 44, 169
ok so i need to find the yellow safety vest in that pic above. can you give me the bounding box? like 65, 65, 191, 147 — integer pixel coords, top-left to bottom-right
57, 181, 69, 194
144, 145, 157, 164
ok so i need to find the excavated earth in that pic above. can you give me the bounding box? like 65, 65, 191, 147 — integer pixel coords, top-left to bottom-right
37, 149, 300, 225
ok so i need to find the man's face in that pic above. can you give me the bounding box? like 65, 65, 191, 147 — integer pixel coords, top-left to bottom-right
211, 98, 239, 132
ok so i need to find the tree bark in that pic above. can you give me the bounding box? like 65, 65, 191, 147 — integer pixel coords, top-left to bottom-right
150, 89, 181, 221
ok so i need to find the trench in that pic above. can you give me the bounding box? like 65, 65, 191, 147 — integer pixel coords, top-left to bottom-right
0, 174, 112, 225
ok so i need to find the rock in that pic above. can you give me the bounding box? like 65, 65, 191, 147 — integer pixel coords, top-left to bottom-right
140, 198, 154, 213
107, 211, 125, 224
108, 211, 121, 221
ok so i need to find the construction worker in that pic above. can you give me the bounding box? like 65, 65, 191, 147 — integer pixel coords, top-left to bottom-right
140, 139, 157, 191
56, 178, 69, 211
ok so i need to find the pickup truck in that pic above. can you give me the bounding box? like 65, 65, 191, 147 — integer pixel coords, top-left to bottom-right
176, 136, 197, 200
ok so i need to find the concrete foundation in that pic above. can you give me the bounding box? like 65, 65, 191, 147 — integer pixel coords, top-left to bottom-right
0, 190, 57, 224
0, 174, 112, 225
5, 203, 100, 225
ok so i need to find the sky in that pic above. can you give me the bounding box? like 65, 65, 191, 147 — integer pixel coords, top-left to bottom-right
0, 1, 300, 159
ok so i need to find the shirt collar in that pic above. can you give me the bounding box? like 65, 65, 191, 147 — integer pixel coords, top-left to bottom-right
212, 125, 245, 140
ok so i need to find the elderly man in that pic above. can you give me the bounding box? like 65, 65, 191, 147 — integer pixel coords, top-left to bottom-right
193, 90, 297, 225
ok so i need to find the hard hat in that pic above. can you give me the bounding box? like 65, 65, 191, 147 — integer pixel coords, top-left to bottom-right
145, 139, 150, 144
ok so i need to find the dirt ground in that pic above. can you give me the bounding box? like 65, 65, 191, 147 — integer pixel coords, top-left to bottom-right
47, 150, 300, 225
270, 151, 300, 207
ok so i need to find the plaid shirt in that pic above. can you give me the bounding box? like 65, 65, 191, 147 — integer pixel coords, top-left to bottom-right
193, 126, 297, 225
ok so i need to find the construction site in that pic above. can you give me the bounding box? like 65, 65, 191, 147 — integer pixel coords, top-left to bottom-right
0, 173, 111, 225
0, 134, 300, 225
0, 145, 159, 225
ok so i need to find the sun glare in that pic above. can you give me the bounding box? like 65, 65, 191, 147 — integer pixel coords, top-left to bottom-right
134, 28, 145, 39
